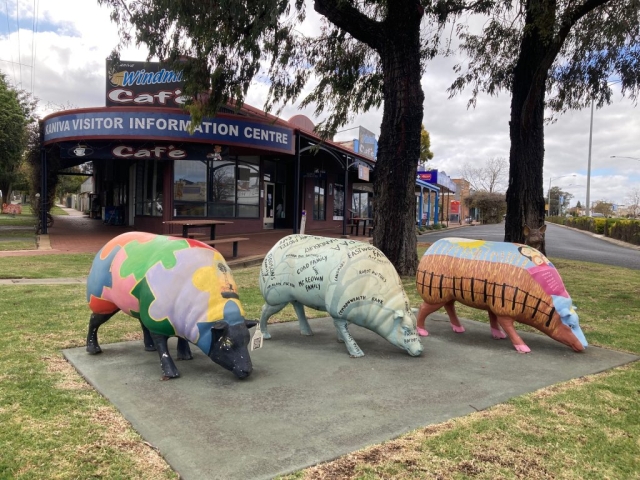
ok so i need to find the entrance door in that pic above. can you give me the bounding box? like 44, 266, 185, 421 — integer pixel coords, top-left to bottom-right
274, 184, 286, 229
263, 182, 275, 229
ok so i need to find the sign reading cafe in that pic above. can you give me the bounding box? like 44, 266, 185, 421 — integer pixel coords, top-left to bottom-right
106, 60, 187, 108
43, 110, 295, 154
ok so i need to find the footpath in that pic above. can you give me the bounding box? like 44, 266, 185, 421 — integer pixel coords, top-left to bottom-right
2, 209, 638, 286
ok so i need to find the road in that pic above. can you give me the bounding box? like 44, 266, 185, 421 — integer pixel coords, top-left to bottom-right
417, 222, 640, 270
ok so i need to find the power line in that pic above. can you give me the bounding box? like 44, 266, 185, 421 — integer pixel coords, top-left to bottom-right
4, 0, 16, 84
30, 0, 38, 95
0, 58, 33, 68
15, 0, 22, 86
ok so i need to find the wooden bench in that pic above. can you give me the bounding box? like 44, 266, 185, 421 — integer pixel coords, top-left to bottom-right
346, 223, 357, 235
187, 232, 208, 239
201, 237, 249, 258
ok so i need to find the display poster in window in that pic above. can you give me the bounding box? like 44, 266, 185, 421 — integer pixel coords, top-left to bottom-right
333, 183, 344, 220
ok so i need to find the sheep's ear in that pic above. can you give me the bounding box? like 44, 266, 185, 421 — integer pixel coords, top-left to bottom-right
539, 224, 547, 233
523, 225, 531, 236
394, 310, 404, 319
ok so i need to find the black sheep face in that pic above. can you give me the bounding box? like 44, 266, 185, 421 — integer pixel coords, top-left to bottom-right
209, 319, 257, 379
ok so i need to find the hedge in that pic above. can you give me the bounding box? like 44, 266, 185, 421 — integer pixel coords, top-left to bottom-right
547, 216, 640, 245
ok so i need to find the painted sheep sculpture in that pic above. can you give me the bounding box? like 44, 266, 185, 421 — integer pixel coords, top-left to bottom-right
416, 237, 587, 353
259, 234, 423, 358
86, 232, 257, 379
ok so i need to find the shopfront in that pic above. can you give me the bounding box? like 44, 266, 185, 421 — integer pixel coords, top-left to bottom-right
43, 110, 376, 237
38, 60, 375, 236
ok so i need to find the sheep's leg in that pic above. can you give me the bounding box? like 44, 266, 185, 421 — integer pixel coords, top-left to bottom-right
443, 301, 465, 333
496, 316, 530, 353
416, 301, 447, 336
333, 318, 364, 358
259, 302, 288, 339
86, 310, 119, 354
489, 311, 507, 339
139, 320, 156, 351
176, 337, 193, 360
150, 332, 181, 378
292, 301, 313, 336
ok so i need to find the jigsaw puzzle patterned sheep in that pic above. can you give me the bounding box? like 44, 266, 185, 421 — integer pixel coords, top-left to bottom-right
86, 232, 257, 379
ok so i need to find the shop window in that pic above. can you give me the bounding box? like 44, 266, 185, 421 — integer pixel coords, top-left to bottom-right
236, 157, 260, 218
352, 190, 370, 218
313, 177, 326, 221
173, 155, 259, 218
333, 183, 344, 220
135, 160, 164, 217
174, 160, 206, 217
209, 158, 236, 217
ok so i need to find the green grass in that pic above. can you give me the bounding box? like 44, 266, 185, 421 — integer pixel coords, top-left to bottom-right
0, 204, 68, 251
0, 239, 36, 251
0, 251, 639, 479
0, 254, 95, 279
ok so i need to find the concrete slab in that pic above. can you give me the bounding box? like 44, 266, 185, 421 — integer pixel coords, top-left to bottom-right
63, 314, 638, 480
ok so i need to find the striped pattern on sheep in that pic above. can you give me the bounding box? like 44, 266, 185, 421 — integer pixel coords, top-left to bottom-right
415, 238, 587, 353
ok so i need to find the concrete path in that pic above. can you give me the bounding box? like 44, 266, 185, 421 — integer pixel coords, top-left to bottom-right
63, 314, 637, 480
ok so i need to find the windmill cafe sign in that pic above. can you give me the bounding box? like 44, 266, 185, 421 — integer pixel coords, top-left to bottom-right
106, 60, 186, 108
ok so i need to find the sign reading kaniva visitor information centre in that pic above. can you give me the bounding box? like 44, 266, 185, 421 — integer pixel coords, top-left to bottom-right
43, 110, 295, 154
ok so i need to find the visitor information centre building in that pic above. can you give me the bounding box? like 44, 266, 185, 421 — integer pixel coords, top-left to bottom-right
40, 60, 376, 236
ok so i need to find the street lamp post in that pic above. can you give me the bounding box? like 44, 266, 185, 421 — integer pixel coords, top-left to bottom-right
547, 174, 576, 216
610, 155, 640, 161
586, 100, 594, 217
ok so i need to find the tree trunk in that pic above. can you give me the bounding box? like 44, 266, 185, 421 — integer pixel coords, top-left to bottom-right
0, 181, 11, 205
504, 2, 552, 254
372, 6, 424, 276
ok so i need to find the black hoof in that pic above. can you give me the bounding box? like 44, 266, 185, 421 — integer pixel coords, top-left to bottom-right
144, 345, 157, 352
177, 353, 193, 361
86, 345, 102, 354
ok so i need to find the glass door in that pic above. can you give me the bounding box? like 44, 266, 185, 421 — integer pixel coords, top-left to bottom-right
263, 182, 275, 229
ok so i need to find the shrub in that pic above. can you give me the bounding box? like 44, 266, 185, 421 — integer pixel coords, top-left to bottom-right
609, 219, 640, 245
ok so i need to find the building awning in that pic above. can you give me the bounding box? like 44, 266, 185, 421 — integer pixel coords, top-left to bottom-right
416, 179, 440, 193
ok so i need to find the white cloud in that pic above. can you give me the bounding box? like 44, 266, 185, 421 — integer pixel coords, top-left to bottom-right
1, 0, 637, 207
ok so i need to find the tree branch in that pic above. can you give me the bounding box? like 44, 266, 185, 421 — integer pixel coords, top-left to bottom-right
314, 0, 383, 51
521, 0, 611, 128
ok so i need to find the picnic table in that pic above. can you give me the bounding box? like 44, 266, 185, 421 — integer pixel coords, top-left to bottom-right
163, 219, 232, 240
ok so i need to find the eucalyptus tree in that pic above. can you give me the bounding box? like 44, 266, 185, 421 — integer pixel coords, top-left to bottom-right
420, 125, 435, 164
0, 73, 34, 202
98, 0, 454, 275
444, 0, 640, 247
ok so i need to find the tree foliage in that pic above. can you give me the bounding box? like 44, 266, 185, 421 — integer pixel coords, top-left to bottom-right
56, 167, 90, 202
419, 124, 434, 164
593, 200, 614, 216
0, 73, 35, 202
626, 187, 640, 217
547, 186, 574, 216
459, 157, 508, 193
463, 191, 507, 224
442, 0, 640, 248
98, 0, 438, 275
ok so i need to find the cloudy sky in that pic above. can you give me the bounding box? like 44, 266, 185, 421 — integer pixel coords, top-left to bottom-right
1, 0, 638, 209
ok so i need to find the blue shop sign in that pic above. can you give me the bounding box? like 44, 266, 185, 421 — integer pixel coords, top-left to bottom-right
43, 110, 295, 154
